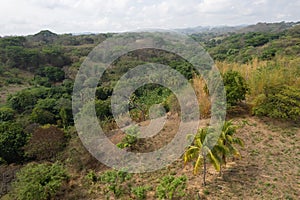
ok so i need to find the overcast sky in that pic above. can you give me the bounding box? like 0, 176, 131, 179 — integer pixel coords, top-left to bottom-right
0, 0, 299, 36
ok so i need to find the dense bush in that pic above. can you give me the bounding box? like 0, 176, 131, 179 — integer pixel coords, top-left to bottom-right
37, 66, 65, 82
8, 90, 37, 112
0, 122, 27, 163
56, 98, 73, 127
96, 86, 113, 100
8, 87, 50, 113
0, 107, 15, 121
252, 85, 300, 120
40, 46, 71, 67
30, 107, 56, 125
95, 99, 112, 120
24, 125, 67, 160
223, 70, 250, 106
31, 75, 51, 87
11, 162, 68, 200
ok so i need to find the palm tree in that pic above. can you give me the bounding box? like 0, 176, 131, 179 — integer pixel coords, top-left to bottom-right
218, 120, 244, 175
184, 120, 245, 185
184, 127, 222, 186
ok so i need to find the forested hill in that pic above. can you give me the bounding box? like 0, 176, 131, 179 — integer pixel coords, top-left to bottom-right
0, 22, 299, 77
191, 22, 300, 63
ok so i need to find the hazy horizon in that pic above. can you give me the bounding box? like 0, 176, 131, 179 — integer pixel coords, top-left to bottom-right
1, 0, 299, 36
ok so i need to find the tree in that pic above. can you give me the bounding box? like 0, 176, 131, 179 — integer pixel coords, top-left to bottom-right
217, 120, 244, 175
0, 122, 28, 163
37, 66, 65, 82
184, 121, 245, 185
11, 162, 68, 200
184, 127, 221, 186
8, 90, 37, 112
41, 46, 71, 67
35, 98, 57, 113
24, 126, 67, 160
30, 98, 59, 125
55, 98, 73, 128
30, 107, 56, 125
223, 70, 249, 106
8, 87, 50, 113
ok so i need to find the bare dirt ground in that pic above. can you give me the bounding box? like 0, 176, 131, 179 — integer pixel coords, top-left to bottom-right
77, 115, 299, 200
0, 84, 30, 104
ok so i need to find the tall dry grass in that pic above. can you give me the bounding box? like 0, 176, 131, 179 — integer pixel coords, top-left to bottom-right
215, 56, 300, 102
192, 77, 211, 118
192, 56, 300, 116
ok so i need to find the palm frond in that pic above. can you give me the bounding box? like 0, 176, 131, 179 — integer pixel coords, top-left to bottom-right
193, 155, 203, 174
208, 150, 220, 171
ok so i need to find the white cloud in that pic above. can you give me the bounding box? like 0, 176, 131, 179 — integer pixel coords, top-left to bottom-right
0, 0, 299, 36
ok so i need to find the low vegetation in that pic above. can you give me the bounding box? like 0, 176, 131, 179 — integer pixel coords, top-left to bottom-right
10, 162, 68, 200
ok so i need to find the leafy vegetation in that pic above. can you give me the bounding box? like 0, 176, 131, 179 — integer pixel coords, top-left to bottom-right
0, 107, 15, 122
24, 126, 67, 161
252, 85, 300, 121
0, 122, 27, 163
155, 175, 187, 199
99, 170, 132, 198
223, 70, 250, 106
131, 185, 151, 200
117, 125, 140, 149
11, 162, 68, 200
184, 120, 244, 185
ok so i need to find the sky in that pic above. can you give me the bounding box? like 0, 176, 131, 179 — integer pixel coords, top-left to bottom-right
0, 0, 299, 36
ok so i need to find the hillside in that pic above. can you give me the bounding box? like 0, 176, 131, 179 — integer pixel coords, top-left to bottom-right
0, 22, 300, 200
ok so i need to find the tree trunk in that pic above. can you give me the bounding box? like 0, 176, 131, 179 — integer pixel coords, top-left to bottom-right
203, 157, 207, 186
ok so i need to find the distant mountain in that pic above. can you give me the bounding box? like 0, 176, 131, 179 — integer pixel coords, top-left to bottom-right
30, 30, 58, 43
174, 25, 246, 34
237, 21, 300, 33
71, 32, 97, 36
175, 21, 300, 35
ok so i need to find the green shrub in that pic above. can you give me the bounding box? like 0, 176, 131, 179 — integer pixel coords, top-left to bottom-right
8, 87, 50, 113
0, 107, 15, 121
30, 107, 56, 125
8, 90, 37, 112
11, 162, 68, 200
5, 77, 22, 84
156, 175, 187, 200
0, 122, 27, 163
223, 70, 250, 106
31, 75, 51, 87
131, 185, 150, 200
95, 99, 112, 120
85, 170, 98, 183
96, 86, 113, 100
37, 66, 65, 82
252, 85, 300, 120
117, 125, 139, 149
99, 170, 132, 198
